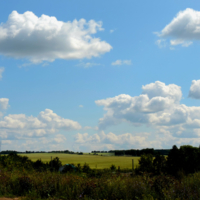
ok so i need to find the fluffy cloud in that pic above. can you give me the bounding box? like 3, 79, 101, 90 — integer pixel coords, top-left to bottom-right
0, 11, 112, 63
111, 60, 132, 66
95, 81, 200, 138
0, 67, 4, 80
157, 8, 200, 47
189, 80, 200, 99
0, 108, 81, 139
142, 81, 182, 102
96, 81, 182, 129
74, 130, 200, 151
0, 98, 9, 110
74, 131, 156, 151
1, 134, 67, 151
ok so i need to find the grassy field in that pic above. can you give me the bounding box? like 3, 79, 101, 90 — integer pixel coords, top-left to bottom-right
83, 152, 115, 156
19, 153, 139, 169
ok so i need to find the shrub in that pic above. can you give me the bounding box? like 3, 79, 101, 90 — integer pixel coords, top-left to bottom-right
61, 164, 76, 173
16, 176, 32, 195
135, 154, 154, 174
153, 154, 166, 175
49, 157, 62, 171
82, 163, 91, 173
76, 163, 82, 172
110, 164, 116, 171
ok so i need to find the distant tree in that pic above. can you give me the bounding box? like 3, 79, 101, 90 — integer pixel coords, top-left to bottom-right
153, 154, 166, 175
49, 157, 62, 171
135, 154, 154, 174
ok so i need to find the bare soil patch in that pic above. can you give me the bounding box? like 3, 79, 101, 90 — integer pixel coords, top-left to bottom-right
0, 198, 20, 200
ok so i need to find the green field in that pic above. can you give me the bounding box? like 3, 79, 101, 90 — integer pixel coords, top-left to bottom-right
19, 153, 139, 169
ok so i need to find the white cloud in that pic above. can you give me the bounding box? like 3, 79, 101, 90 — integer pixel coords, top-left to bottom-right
53, 134, 67, 144
79, 105, 83, 108
0, 98, 9, 110
95, 81, 200, 139
76, 62, 101, 68
0, 11, 112, 63
0, 98, 9, 117
110, 29, 114, 33
95, 81, 182, 129
0, 67, 4, 80
1, 134, 68, 151
142, 81, 182, 102
189, 80, 200, 99
74, 131, 161, 151
157, 8, 200, 47
0, 108, 81, 139
111, 60, 132, 66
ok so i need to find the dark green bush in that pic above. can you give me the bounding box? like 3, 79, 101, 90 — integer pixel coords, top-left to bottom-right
48, 157, 62, 172
110, 164, 116, 171
135, 154, 154, 174
82, 163, 91, 173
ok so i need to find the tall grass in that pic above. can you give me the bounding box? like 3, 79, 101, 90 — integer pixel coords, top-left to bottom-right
1, 168, 200, 199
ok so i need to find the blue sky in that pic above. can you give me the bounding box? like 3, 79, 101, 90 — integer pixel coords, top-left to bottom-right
1, 0, 200, 151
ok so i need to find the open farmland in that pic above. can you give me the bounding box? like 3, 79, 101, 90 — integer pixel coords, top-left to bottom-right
19, 153, 140, 169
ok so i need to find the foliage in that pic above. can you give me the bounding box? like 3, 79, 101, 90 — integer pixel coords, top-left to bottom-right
114, 148, 170, 156
153, 154, 166, 175
2, 147, 200, 199
1, 168, 200, 199
135, 145, 200, 177
166, 145, 200, 176
110, 164, 116, 171
0, 153, 62, 172
135, 154, 154, 174
48, 157, 62, 171
82, 163, 91, 173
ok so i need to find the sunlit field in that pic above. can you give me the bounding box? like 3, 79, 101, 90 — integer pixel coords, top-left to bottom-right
19, 153, 140, 169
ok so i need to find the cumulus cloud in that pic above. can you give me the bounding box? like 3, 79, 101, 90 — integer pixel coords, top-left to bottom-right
111, 60, 132, 66
189, 80, 200, 99
142, 81, 182, 102
96, 81, 182, 129
0, 11, 112, 63
95, 81, 200, 139
0, 67, 4, 80
0, 108, 81, 139
1, 134, 68, 151
157, 8, 200, 47
74, 131, 162, 151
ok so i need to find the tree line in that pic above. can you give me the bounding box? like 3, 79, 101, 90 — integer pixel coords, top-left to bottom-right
0, 150, 83, 154
136, 145, 200, 177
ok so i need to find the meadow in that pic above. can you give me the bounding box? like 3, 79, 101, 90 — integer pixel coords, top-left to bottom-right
1, 146, 200, 199
19, 153, 140, 169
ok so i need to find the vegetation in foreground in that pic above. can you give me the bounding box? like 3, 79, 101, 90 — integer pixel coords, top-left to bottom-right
1, 145, 200, 199
1, 168, 200, 200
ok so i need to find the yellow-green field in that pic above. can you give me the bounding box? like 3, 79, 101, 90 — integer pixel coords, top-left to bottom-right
19, 153, 140, 169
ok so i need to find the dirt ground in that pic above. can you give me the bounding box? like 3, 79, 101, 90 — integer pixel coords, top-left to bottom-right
0, 198, 20, 200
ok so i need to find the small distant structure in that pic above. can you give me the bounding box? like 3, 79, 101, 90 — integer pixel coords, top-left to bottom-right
59, 164, 76, 173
